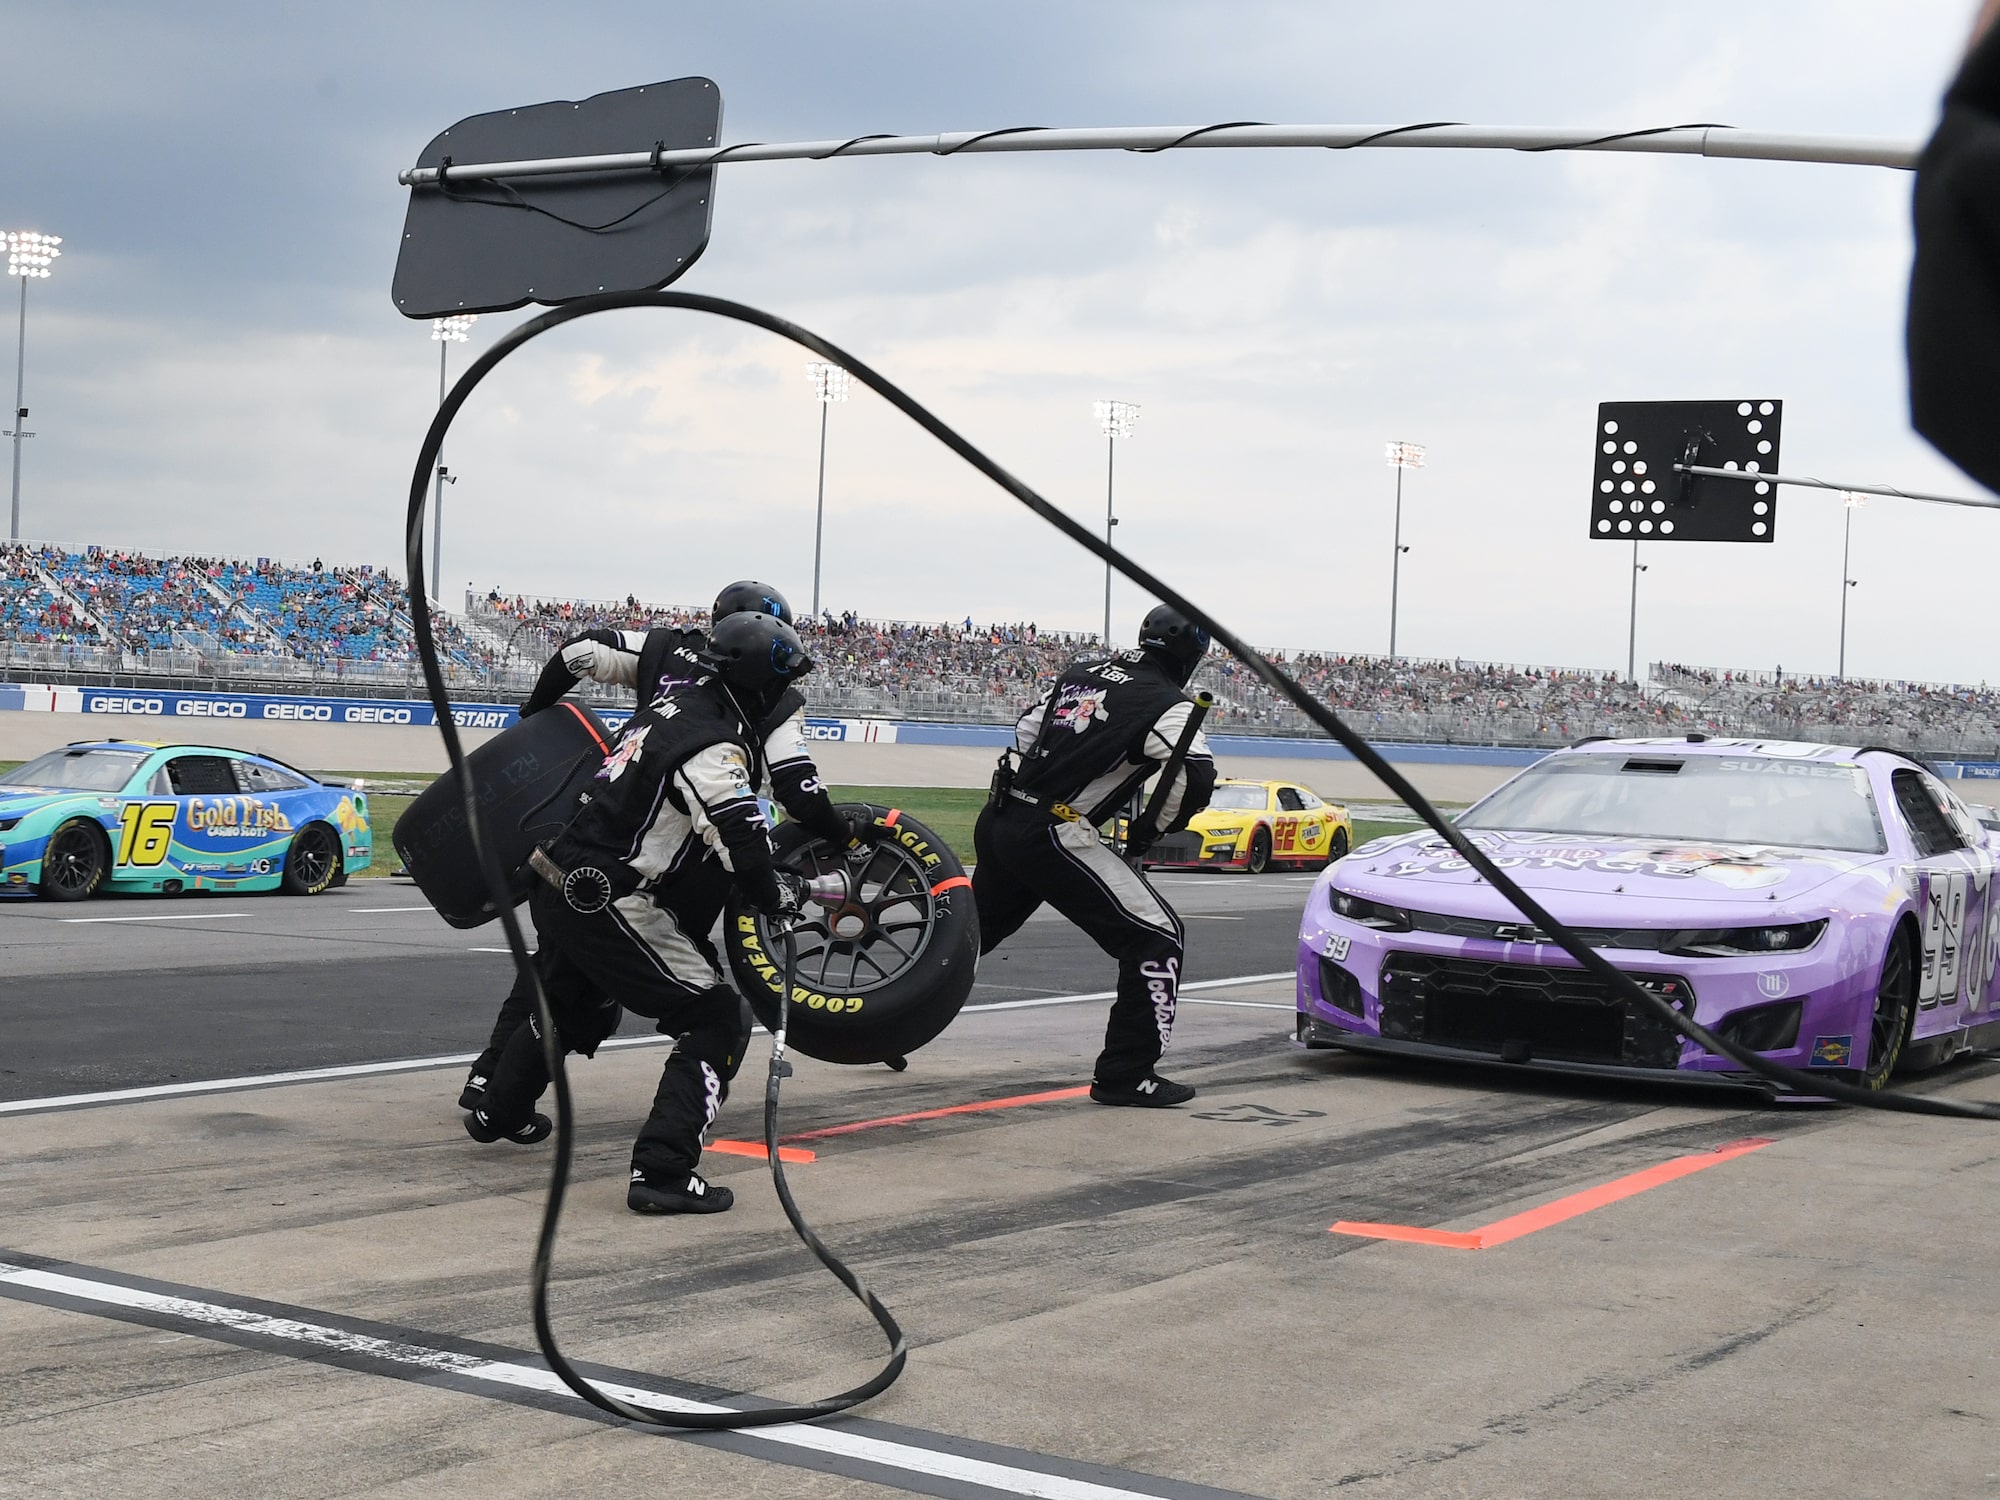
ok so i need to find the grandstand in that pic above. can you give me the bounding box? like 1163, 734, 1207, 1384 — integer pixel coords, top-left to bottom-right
6, 539, 2000, 756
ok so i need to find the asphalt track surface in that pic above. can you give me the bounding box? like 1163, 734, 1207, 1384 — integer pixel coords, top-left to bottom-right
0, 870, 1311, 1101
6, 874, 2000, 1497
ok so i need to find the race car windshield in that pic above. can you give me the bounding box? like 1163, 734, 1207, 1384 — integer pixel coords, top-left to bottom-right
1208, 785, 1268, 810
1460, 754, 1887, 853
0, 748, 149, 792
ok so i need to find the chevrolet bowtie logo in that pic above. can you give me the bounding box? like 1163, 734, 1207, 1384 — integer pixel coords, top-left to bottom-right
1490, 924, 1548, 944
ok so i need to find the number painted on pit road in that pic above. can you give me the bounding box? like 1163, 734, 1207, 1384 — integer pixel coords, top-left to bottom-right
1190, 1101, 1328, 1126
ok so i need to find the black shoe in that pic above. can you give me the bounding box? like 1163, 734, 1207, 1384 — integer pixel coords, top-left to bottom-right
457, 1070, 489, 1112
463, 1109, 552, 1145
627, 1171, 735, 1215
1090, 1073, 1197, 1108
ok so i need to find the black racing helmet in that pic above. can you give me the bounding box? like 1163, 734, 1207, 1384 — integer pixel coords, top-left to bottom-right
711, 580, 793, 627
1138, 602, 1211, 682
706, 611, 813, 694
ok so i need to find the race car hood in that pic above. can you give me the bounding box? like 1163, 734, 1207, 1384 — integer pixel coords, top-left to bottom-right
1336, 829, 1897, 916
0, 787, 89, 817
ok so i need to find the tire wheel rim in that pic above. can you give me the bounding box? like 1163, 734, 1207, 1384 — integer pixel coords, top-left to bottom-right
45, 827, 100, 894
1867, 937, 1913, 1086
1249, 833, 1270, 873
755, 838, 937, 994
295, 827, 337, 889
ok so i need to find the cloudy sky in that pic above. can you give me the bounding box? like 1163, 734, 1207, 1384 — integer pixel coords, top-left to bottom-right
4, 2, 1988, 682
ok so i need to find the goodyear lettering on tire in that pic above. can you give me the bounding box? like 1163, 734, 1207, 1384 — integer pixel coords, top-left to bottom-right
734, 916, 865, 1014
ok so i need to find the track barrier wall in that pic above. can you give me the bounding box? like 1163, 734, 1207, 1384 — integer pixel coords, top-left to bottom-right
6, 683, 2000, 781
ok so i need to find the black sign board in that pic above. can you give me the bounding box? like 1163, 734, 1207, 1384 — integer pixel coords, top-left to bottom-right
1590, 399, 1783, 543
392, 78, 722, 319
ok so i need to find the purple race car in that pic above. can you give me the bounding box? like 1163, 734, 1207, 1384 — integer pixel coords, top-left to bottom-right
1296, 738, 2000, 1092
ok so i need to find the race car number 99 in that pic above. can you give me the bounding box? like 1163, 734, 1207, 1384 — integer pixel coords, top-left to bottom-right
117, 803, 176, 867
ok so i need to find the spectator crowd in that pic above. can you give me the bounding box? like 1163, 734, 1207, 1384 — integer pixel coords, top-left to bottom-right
7, 541, 2000, 752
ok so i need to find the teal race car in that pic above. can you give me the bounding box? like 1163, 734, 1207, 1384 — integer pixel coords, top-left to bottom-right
0, 740, 372, 901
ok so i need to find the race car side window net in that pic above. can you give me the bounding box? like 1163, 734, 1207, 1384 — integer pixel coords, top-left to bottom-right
402, 289, 2000, 1435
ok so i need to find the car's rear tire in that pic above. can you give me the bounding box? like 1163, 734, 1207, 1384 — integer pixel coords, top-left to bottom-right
1328, 828, 1350, 863
1861, 929, 1916, 1089
39, 819, 109, 902
1246, 826, 1272, 874
281, 823, 342, 896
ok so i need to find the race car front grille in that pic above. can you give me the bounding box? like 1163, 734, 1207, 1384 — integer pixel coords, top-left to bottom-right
1377, 954, 1692, 1069
1143, 832, 1203, 863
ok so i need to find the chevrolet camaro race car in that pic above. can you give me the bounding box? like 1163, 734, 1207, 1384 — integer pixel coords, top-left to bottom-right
0, 740, 372, 901
1140, 779, 1353, 872
1296, 738, 2000, 1091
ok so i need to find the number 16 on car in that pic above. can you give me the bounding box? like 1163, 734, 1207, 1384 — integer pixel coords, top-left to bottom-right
117, 803, 177, 867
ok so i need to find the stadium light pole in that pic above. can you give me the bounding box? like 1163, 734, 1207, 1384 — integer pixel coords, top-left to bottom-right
1838, 492, 1864, 680
807, 362, 850, 619
1096, 400, 1139, 645
5, 231, 60, 544
1626, 541, 1649, 683
430, 315, 476, 602
1385, 441, 1424, 657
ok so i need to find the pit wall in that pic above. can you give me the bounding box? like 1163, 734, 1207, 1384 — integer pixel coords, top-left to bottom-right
4, 685, 1995, 803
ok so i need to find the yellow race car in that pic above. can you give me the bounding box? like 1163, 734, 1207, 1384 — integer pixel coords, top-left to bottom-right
1139, 778, 1352, 873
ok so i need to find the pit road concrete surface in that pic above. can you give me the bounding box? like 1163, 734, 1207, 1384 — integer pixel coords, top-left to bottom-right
3, 879, 2000, 1497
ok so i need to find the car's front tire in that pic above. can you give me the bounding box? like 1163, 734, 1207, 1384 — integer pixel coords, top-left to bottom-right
1246, 826, 1272, 874
1862, 929, 1916, 1089
40, 819, 110, 902
281, 823, 342, 896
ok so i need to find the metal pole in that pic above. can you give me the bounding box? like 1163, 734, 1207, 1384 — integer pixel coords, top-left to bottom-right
1103, 433, 1115, 646
431, 339, 446, 602
398, 124, 1921, 188
1389, 465, 1403, 658
9, 277, 26, 544
1839, 503, 1854, 680
1676, 464, 2000, 512
1627, 539, 1640, 683
812, 399, 829, 618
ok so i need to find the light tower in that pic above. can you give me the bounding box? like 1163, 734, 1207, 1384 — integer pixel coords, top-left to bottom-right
428, 315, 476, 601
806, 362, 850, 618
1839, 492, 1864, 680
1095, 400, 1139, 646
6, 231, 61, 543
1384, 441, 1424, 658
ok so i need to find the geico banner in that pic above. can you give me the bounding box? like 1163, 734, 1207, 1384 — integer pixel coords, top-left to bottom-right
0, 684, 524, 729
802, 718, 899, 743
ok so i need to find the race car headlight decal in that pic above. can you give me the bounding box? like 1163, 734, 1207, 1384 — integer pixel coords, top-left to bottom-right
1204, 827, 1243, 841
1664, 920, 1828, 958
0, 817, 17, 832
1332, 890, 1413, 932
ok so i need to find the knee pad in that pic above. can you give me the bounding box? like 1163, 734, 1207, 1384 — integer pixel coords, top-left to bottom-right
669, 984, 755, 1080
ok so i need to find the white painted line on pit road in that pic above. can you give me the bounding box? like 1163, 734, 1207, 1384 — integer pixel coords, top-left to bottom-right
347, 906, 437, 914
964, 972, 1292, 1013
0, 1034, 677, 1116
0, 974, 1294, 1115
60, 912, 251, 924
0, 1262, 1204, 1500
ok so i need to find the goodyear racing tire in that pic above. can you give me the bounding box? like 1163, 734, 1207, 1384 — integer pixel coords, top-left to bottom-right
39, 818, 109, 902
1329, 828, 1350, 863
1246, 826, 1273, 875
281, 822, 342, 896
1860, 929, 1916, 1089
725, 803, 979, 1065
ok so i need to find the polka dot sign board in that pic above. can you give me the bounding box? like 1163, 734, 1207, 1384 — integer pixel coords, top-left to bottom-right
1589, 399, 1783, 543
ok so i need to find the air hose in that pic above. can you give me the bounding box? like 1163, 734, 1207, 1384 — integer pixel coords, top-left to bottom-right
403, 290, 2000, 1430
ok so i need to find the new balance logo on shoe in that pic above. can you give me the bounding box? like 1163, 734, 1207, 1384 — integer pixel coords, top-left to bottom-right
1137, 1079, 1158, 1094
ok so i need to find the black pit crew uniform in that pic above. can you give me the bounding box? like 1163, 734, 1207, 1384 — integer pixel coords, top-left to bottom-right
973, 643, 1216, 1101
460, 625, 854, 1114
470, 625, 854, 1210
